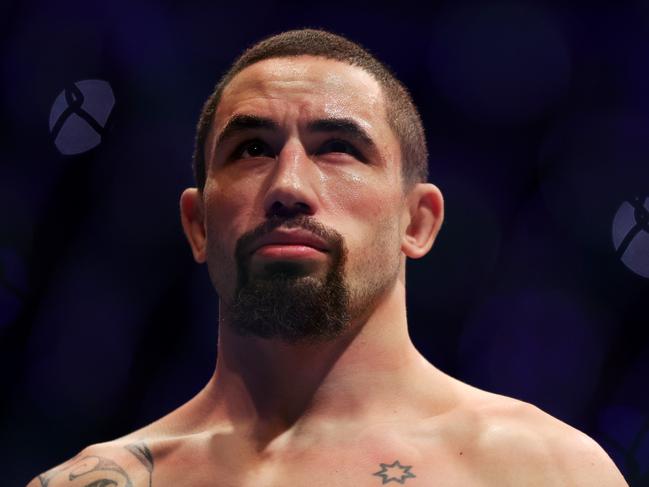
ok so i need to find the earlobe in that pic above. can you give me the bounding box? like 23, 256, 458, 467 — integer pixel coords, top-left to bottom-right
401, 183, 444, 259
180, 188, 207, 264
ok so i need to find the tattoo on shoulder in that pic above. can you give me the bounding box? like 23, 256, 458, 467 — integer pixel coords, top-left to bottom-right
37, 442, 154, 487
372, 459, 417, 484
125, 442, 154, 487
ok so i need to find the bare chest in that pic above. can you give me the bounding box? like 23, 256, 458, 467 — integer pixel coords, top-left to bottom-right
152, 431, 482, 487
236, 447, 476, 487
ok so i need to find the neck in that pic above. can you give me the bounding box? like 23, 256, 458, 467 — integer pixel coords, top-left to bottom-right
202, 278, 452, 448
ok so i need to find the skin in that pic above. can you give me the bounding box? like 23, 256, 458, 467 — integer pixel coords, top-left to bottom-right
27, 56, 628, 486
190, 55, 445, 439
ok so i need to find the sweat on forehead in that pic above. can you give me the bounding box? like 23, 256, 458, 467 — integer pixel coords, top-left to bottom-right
207, 56, 388, 148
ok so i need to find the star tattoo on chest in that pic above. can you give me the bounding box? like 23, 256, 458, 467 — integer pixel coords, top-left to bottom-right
372, 460, 417, 484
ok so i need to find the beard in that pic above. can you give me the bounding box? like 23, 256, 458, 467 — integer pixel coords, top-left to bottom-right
222, 215, 352, 345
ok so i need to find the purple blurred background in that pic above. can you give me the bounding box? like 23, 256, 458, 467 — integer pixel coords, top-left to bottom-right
1, 0, 648, 484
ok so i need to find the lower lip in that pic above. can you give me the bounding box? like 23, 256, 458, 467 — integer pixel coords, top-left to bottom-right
254, 244, 326, 258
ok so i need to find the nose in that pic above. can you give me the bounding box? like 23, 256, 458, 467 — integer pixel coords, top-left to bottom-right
263, 140, 318, 219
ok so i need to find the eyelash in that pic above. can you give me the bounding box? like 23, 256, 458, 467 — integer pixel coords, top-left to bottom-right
230, 138, 365, 162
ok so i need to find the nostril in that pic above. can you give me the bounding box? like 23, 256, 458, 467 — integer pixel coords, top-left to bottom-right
295, 202, 310, 211
269, 201, 311, 218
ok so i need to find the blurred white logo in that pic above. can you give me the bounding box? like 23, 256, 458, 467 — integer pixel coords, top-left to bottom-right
612, 196, 649, 278
49, 79, 115, 155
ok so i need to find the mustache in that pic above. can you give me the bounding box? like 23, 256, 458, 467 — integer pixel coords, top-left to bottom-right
235, 215, 342, 262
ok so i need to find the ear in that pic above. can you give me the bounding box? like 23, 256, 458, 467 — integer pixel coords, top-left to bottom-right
180, 188, 207, 263
401, 183, 444, 259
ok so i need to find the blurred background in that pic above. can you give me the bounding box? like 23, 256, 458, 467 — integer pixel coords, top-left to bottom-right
1, 0, 648, 484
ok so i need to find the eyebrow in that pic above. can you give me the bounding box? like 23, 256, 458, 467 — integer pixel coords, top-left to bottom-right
213, 114, 279, 151
306, 118, 377, 150
212, 114, 378, 155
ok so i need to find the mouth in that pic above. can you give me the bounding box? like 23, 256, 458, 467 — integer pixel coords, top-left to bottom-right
248, 229, 330, 256
253, 244, 327, 259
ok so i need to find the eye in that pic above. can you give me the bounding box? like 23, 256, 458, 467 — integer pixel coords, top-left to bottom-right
232, 139, 274, 160
317, 139, 365, 161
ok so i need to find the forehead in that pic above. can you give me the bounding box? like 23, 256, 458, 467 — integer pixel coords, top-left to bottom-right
214, 55, 389, 131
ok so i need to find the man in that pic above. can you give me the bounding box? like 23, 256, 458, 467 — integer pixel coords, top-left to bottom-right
29, 29, 627, 486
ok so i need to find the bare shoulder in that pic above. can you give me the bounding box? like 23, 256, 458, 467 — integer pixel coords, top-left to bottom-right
26, 439, 155, 487
461, 393, 629, 486
25, 389, 222, 486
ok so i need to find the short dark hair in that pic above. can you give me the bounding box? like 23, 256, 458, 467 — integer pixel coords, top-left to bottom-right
192, 28, 429, 195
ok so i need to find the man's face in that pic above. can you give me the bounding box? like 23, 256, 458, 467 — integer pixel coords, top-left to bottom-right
200, 55, 406, 343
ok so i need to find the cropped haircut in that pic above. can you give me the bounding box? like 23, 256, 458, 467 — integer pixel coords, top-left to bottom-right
192, 28, 429, 195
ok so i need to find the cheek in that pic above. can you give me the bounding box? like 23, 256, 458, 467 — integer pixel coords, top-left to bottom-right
207, 194, 249, 224
203, 184, 256, 257
322, 169, 393, 223
202, 186, 257, 298
324, 175, 401, 267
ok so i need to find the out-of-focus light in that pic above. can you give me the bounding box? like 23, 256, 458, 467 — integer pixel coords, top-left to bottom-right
24, 259, 137, 419
0, 246, 27, 331
428, 2, 570, 125
538, 111, 649, 252
49, 79, 115, 155
458, 289, 606, 420
612, 197, 649, 279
